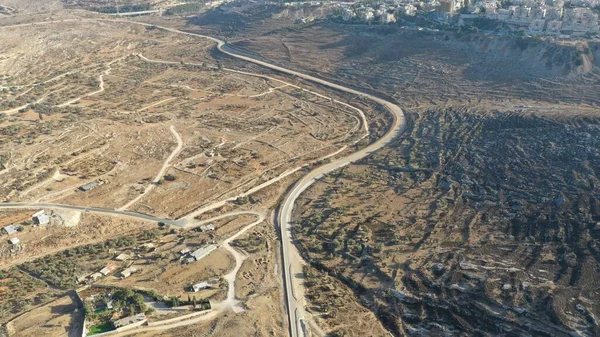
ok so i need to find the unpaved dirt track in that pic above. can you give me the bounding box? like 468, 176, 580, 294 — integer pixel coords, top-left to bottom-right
118, 125, 183, 211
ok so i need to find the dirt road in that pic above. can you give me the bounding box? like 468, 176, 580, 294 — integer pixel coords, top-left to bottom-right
118, 125, 183, 211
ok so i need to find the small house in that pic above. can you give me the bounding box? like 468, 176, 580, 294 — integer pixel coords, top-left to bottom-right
76, 274, 91, 284
190, 244, 217, 262
199, 224, 215, 232
89, 272, 103, 281
179, 248, 190, 255
8, 237, 20, 245
3, 225, 18, 235
99, 264, 116, 276
191, 279, 218, 292
119, 266, 138, 279
32, 210, 45, 218
79, 181, 99, 192
115, 253, 130, 261
192, 281, 209, 292
33, 214, 50, 225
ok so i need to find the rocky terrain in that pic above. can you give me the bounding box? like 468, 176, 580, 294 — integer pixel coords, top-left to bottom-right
172, 6, 600, 337
295, 105, 600, 336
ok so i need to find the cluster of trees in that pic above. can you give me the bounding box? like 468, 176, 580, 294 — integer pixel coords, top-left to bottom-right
231, 232, 266, 253
84, 288, 149, 322
164, 173, 177, 181
165, 3, 204, 15
166, 295, 211, 310
0, 268, 59, 321
21, 256, 78, 289
89, 4, 150, 14
20, 233, 158, 289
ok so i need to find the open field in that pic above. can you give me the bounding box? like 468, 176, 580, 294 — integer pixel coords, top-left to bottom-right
0, 19, 366, 220
5, 293, 83, 337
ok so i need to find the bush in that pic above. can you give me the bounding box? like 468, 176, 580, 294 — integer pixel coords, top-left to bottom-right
165, 3, 203, 15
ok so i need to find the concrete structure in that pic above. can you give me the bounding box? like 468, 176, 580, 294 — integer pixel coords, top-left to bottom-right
190, 244, 217, 262
192, 281, 209, 292
529, 18, 546, 31
397, 4, 417, 16
76, 274, 91, 284
115, 253, 130, 261
112, 313, 147, 329
199, 224, 215, 232
33, 213, 49, 225
79, 181, 99, 192
99, 264, 116, 276
89, 272, 103, 281
3, 224, 18, 235
437, 0, 456, 17
381, 12, 397, 23
119, 266, 137, 279
547, 19, 563, 32
32, 210, 45, 218
191, 279, 218, 292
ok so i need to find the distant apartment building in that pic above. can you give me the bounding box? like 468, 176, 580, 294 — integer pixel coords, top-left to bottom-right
437, 0, 456, 17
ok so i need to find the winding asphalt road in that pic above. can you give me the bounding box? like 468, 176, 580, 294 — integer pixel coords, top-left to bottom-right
112, 23, 408, 336
0, 18, 406, 337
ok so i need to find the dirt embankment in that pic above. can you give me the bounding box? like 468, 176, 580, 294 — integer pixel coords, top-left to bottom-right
458, 34, 599, 79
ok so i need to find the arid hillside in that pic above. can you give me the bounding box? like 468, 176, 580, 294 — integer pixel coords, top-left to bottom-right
168, 7, 600, 337
229, 25, 600, 107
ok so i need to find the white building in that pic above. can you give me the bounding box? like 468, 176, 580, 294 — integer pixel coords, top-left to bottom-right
115, 253, 130, 261
99, 264, 116, 276
397, 4, 417, 16
120, 266, 138, 279
199, 224, 215, 232
32, 210, 49, 225
191, 279, 218, 292
190, 245, 218, 262
33, 214, 49, 225
3, 225, 18, 235
381, 12, 397, 23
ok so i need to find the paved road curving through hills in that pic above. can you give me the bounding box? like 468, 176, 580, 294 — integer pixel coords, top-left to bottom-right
114, 21, 407, 336
0, 18, 406, 337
